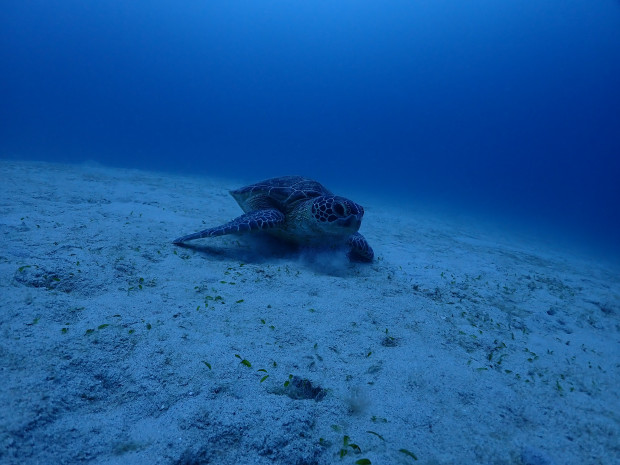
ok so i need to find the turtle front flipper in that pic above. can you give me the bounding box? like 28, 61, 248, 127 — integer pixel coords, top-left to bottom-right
173, 209, 285, 244
347, 232, 374, 262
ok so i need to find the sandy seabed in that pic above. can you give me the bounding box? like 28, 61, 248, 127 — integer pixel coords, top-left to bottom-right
1, 160, 618, 465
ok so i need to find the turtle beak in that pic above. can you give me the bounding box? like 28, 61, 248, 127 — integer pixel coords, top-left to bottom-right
338, 214, 362, 230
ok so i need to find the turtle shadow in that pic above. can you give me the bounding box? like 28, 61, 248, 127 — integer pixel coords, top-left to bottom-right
172, 235, 300, 265
172, 236, 362, 276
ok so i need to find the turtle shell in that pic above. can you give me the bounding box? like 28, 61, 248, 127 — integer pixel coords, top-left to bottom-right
231, 176, 333, 213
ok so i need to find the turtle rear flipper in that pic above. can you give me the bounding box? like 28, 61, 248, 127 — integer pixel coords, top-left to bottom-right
347, 232, 374, 262
172, 209, 285, 244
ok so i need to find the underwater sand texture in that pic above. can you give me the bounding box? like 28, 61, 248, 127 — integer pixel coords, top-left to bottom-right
1, 160, 618, 465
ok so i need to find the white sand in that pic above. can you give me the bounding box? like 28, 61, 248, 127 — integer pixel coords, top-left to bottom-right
1, 160, 618, 465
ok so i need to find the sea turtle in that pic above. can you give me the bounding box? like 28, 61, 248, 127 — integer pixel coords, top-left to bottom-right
172, 176, 374, 262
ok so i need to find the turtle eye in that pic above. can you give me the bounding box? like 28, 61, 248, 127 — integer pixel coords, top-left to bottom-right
334, 202, 346, 217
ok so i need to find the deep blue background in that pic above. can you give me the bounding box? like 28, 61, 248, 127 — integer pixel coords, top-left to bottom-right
2, 1, 619, 255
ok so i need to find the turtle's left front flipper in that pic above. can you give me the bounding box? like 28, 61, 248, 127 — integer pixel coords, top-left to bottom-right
347, 232, 374, 262
172, 209, 285, 244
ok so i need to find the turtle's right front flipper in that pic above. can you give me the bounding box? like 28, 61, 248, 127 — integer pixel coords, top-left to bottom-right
347, 232, 374, 262
172, 209, 285, 244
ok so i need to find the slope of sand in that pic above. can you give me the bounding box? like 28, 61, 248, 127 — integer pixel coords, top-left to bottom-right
1, 160, 618, 465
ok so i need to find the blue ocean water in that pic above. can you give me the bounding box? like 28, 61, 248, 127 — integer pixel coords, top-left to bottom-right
2, 0, 619, 257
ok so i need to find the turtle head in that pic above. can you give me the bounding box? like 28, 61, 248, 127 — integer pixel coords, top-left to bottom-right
310, 196, 364, 234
